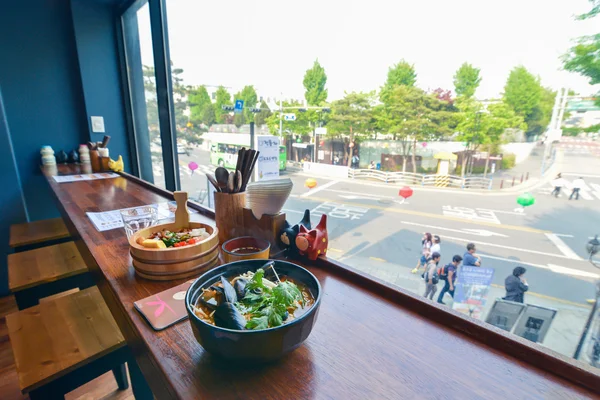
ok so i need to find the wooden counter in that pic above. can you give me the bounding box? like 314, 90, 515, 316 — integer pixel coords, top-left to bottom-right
43, 165, 600, 399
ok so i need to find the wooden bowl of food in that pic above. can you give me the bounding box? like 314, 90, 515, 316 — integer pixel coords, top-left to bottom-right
221, 236, 270, 263
128, 192, 219, 280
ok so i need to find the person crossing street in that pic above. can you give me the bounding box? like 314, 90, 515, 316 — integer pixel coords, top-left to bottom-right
570, 177, 585, 200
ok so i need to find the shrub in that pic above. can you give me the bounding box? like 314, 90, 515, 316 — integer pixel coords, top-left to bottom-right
502, 153, 516, 169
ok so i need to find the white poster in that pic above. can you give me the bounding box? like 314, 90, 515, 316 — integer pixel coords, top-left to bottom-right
255, 135, 280, 181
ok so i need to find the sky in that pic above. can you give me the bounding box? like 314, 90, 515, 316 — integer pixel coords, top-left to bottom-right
137, 0, 600, 102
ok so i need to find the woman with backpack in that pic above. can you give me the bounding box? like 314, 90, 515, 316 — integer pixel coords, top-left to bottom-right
437, 255, 463, 305
412, 233, 433, 274
423, 252, 441, 300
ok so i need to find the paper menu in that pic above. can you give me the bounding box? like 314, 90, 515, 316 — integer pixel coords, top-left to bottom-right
52, 172, 119, 183
86, 201, 198, 232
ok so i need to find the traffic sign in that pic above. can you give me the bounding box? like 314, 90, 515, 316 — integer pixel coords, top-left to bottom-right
234, 100, 244, 114
315, 127, 327, 135
284, 113, 296, 121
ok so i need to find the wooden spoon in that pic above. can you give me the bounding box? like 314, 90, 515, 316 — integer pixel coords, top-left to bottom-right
215, 167, 229, 189
235, 170, 243, 192
227, 171, 235, 193
206, 174, 221, 192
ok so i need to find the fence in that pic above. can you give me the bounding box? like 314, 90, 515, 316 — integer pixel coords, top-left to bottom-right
348, 169, 492, 190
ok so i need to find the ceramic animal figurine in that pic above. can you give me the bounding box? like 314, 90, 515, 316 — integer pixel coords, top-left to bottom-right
295, 214, 328, 261
55, 150, 68, 164
279, 209, 311, 257
68, 149, 79, 163
79, 144, 90, 163
108, 155, 124, 172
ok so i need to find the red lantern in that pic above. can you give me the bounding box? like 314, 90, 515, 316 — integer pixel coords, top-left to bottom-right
399, 186, 413, 199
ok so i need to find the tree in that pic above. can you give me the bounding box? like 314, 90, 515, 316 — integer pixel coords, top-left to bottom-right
384, 60, 417, 89
254, 101, 272, 126
201, 103, 216, 126
303, 59, 328, 106
453, 63, 481, 98
502, 66, 543, 132
577, 0, 600, 20
376, 86, 451, 172
142, 65, 160, 143
233, 85, 258, 127
328, 92, 376, 167
214, 86, 232, 124
526, 87, 556, 137
188, 85, 211, 126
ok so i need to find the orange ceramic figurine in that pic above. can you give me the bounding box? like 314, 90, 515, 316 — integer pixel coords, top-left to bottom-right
295, 214, 328, 260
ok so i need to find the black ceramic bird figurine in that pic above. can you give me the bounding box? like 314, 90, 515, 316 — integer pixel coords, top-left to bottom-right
68, 149, 79, 163
55, 150, 68, 164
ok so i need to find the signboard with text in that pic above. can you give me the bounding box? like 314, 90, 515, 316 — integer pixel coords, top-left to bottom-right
255, 135, 280, 181
452, 266, 495, 319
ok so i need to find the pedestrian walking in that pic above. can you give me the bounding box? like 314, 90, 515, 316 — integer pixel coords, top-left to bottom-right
463, 243, 481, 267
551, 173, 565, 198
412, 233, 432, 273
437, 255, 462, 305
569, 177, 585, 200
423, 252, 441, 300
503, 266, 529, 303
431, 235, 441, 255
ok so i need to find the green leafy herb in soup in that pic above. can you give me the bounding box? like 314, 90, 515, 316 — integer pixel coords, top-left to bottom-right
192, 262, 314, 330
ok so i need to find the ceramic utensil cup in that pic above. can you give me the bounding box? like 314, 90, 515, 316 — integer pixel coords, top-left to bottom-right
214, 192, 246, 244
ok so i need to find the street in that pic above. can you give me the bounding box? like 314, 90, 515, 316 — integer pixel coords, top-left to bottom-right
170, 144, 600, 307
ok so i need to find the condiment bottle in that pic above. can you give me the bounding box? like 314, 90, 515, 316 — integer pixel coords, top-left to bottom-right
40, 145, 56, 166
79, 144, 90, 164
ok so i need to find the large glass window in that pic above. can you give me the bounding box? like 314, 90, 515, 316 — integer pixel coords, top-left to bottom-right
151, 0, 600, 367
122, 1, 166, 188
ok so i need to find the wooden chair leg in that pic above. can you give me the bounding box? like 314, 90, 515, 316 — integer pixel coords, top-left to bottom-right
112, 363, 129, 390
128, 358, 154, 400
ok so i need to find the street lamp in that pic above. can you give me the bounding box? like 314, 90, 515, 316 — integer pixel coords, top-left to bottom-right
574, 234, 600, 362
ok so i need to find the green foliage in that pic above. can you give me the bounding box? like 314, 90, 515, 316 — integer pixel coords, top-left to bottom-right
503, 66, 542, 124
376, 86, 454, 169
526, 87, 556, 137
453, 63, 481, 98
328, 91, 376, 137
233, 85, 258, 127
563, 34, 600, 86
265, 100, 312, 136
188, 85, 211, 126
501, 153, 516, 169
577, 0, 600, 20
384, 60, 417, 89
201, 103, 216, 127
214, 86, 231, 124
142, 65, 160, 142
562, 127, 583, 136
303, 59, 328, 106
254, 101, 272, 126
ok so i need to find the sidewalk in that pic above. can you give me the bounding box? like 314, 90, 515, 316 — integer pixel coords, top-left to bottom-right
327, 253, 591, 360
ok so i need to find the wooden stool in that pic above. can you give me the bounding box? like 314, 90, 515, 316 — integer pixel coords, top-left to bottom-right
9, 241, 93, 309
9, 218, 70, 250
6, 286, 129, 399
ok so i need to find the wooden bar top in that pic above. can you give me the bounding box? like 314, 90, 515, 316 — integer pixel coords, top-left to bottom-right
43, 165, 600, 399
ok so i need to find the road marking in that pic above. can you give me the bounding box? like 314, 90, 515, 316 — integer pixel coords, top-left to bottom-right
328, 189, 393, 200
301, 180, 339, 197
370, 256, 386, 262
548, 264, 599, 278
301, 195, 551, 234
339, 194, 381, 201
544, 233, 582, 260
555, 233, 574, 238
400, 221, 509, 238
440, 234, 573, 259
442, 206, 500, 224
562, 173, 600, 178
475, 208, 525, 216
282, 208, 305, 214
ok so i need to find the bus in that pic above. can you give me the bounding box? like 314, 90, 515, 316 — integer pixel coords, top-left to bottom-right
208, 134, 286, 171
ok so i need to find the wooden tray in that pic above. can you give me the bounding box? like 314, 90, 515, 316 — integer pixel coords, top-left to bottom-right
128, 192, 219, 280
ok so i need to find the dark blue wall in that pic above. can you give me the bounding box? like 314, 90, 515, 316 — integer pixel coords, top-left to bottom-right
71, 0, 131, 171
0, 0, 89, 222
0, 0, 129, 295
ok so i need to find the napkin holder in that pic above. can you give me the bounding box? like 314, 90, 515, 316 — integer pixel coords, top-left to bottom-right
242, 208, 286, 254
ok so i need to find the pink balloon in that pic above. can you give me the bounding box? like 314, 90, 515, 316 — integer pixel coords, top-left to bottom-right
421, 142, 428, 148
188, 161, 198, 171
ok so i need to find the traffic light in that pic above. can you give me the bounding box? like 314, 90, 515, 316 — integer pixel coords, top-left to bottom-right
322, 107, 331, 113
298, 108, 307, 113
221, 105, 235, 111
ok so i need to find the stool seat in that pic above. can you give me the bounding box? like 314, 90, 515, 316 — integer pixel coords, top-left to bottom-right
9, 218, 70, 248
9, 241, 87, 292
6, 286, 126, 394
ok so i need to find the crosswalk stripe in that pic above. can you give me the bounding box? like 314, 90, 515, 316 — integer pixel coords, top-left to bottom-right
579, 190, 593, 200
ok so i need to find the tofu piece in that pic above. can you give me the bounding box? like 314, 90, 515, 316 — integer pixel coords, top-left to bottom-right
142, 239, 166, 249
